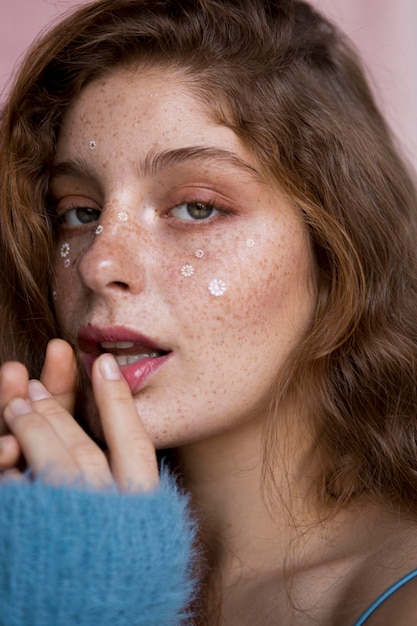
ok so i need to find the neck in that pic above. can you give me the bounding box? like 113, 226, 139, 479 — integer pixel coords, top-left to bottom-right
168, 406, 417, 626
172, 412, 400, 626
173, 409, 320, 582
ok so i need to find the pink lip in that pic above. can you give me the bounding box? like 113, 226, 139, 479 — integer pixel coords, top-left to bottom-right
78, 325, 172, 395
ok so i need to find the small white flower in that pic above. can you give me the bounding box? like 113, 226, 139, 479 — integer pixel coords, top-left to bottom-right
208, 279, 227, 297
89, 140, 97, 150
60, 242, 70, 257
64, 258, 71, 268
118, 211, 129, 222
246, 238, 255, 248
195, 249, 205, 258
181, 264, 194, 277
95, 225, 104, 235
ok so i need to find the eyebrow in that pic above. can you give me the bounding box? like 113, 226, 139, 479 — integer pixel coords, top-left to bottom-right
141, 146, 264, 181
49, 158, 98, 185
49, 145, 265, 184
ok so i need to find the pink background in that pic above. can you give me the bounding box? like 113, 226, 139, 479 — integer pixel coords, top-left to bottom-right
1, 0, 416, 170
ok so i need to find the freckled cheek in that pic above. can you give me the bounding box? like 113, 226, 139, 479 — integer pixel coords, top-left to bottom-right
157, 243, 230, 305
52, 266, 78, 328
51, 239, 87, 319
229, 245, 313, 327
154, 229, 275, 312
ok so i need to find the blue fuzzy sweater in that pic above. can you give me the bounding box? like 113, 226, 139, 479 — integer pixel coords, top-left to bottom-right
0, 473, 197, 626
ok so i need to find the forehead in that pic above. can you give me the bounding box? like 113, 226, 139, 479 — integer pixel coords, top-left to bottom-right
55, 66, 270, 186
59, 67, 214, 141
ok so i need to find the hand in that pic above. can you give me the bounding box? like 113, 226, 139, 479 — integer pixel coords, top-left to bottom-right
2, 352, 159, 492
0, 339, 77, 470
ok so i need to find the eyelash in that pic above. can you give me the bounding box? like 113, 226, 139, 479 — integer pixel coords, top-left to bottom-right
166, 199, 230, 223
58, 205, 101, 227
55, 198, 231, 229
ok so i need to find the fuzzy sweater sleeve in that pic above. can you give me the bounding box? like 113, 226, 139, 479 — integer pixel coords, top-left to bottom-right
0, 472, 197, 626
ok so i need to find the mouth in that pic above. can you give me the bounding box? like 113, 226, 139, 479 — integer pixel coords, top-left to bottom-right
78, 326, 172, 394
99, 341, 167, 367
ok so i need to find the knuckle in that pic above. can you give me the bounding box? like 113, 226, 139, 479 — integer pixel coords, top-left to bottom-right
14, 413, 45, 433
32, 398, 65, 418
71, 442, 107, 469
0, 468, 23, 483
99, 390, 132, 410
126, 434, 157, 464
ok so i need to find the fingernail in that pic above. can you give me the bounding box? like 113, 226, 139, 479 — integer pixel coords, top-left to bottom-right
28, 380, 52, 402
99, 354, 122, 381
6, 398, 32, 418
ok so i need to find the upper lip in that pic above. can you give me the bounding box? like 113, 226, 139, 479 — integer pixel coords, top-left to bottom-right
77, 325, 170, 356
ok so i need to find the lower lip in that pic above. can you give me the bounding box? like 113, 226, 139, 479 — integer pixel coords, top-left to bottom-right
82, 352, 172, 395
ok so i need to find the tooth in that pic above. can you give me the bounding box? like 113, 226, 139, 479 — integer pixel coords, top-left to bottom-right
127, 354, 141, 365
113, 353, 161, 367
101, 342, 116, 349
101, 341, 134, 349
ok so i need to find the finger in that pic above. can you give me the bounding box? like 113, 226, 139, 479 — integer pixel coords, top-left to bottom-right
3, 397, 86, 485
27, 381, 114, 488
40, 339, 78, 413
92, 354, 159, 492
0, 468, 23, 483
0, 434, 21, 469
0, 362, 29, 436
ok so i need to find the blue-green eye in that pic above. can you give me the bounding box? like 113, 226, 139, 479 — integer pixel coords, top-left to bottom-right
61, 206, 101, 226
170, 201, 219, 221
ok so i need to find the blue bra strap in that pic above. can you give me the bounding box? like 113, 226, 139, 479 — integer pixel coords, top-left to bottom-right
354, 568, 417, 625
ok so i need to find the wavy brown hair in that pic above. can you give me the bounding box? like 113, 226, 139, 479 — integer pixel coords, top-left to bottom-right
1, 0, 417, 511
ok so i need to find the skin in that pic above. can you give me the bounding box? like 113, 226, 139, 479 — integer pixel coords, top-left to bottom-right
0, 340, 158, 491
49, 67, 316, 448
0, 339, 77, 469
1, 67, 417, 624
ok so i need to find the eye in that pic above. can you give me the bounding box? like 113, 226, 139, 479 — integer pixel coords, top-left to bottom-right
60, 206, 101, 226
170, 201, 219, 221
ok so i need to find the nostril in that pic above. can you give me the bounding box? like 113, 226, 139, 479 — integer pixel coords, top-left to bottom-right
112, 281, 129, 290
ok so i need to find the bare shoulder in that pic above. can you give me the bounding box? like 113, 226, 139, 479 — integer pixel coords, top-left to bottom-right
351, 519, 417, 626
364, 573, 417, 625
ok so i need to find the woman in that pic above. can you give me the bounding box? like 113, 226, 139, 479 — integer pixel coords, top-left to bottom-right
1, 0, 417, 623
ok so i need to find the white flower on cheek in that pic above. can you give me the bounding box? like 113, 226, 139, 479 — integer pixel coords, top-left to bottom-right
181, 265, 194, 277
117, 211, 129, 222
208, 279, 227, 297
60, 242, 71, 257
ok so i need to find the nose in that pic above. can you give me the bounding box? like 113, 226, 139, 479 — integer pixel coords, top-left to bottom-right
77, 213, 148, 297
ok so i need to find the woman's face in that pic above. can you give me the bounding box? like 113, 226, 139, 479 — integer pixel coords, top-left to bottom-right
51, 68, 316, 448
